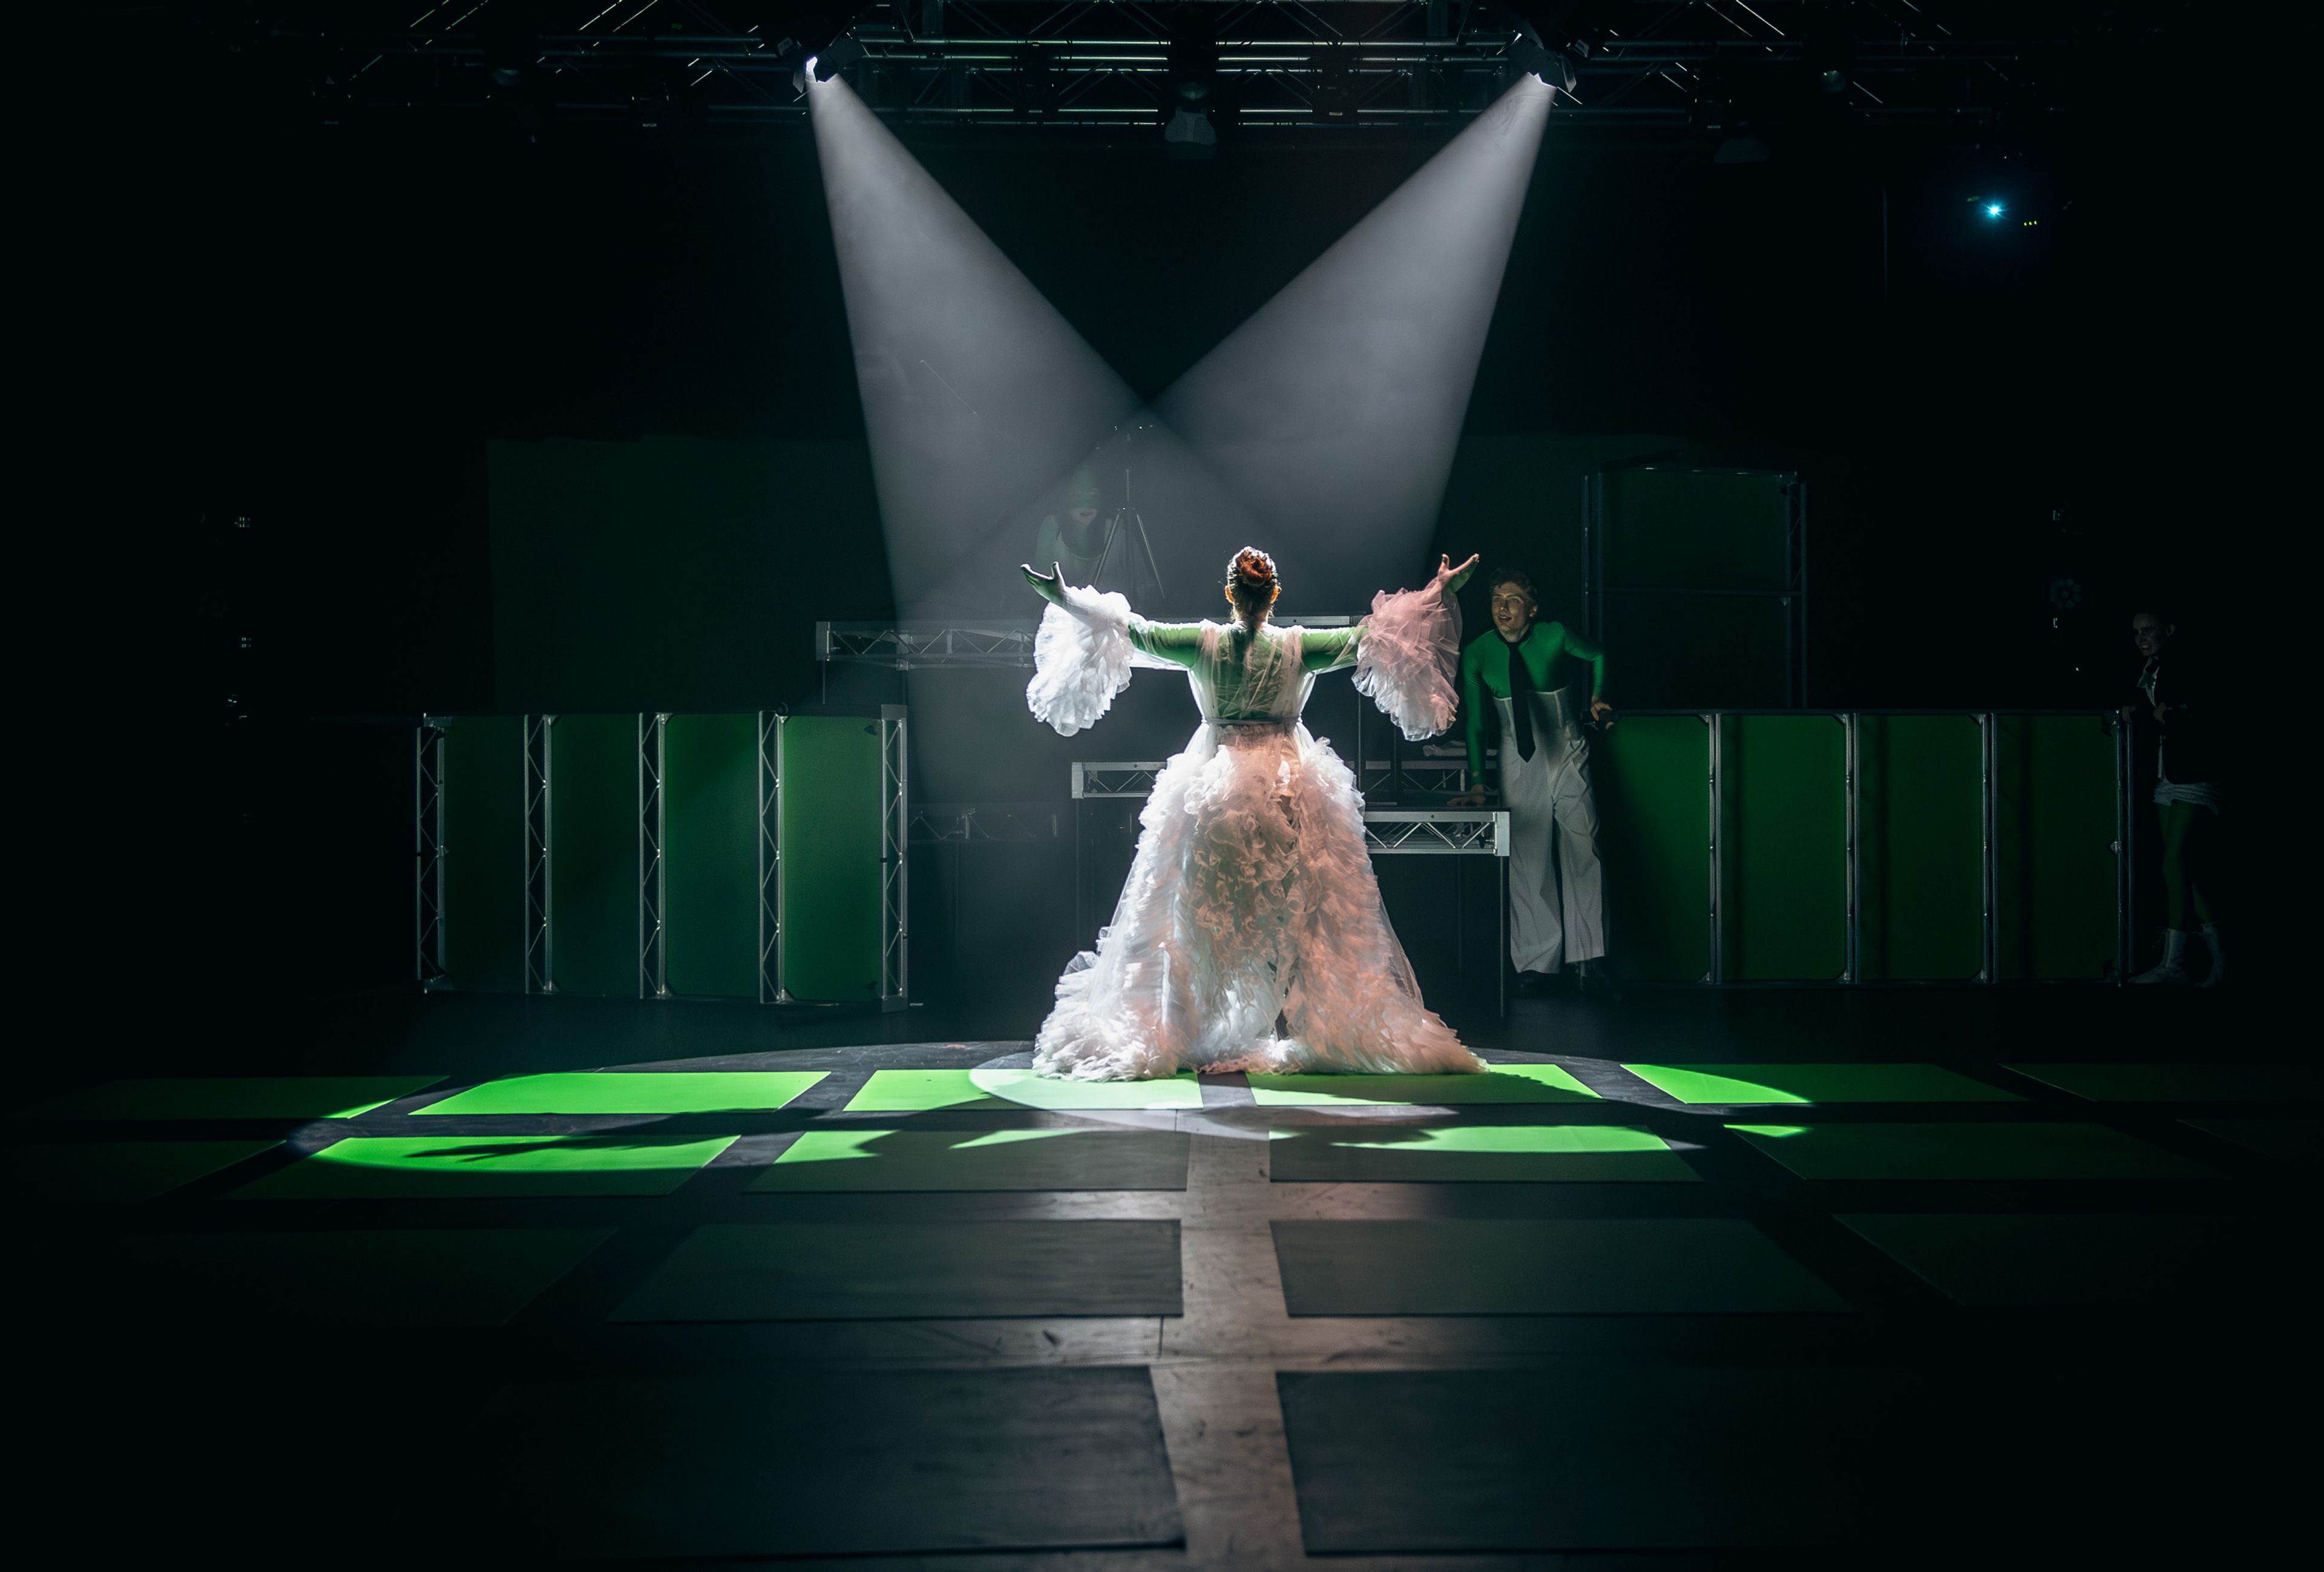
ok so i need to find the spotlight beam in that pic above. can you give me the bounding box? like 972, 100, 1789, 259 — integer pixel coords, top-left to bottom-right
1155, 78, 1554, 610
806, 73, 1141, 617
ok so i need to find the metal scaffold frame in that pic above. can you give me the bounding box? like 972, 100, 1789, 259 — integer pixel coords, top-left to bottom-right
524, 714, 554, 994
415, 718, 447, 988
638, 712, 669, 1000
758, 711, 786, 1005
879, 705, 911, 1010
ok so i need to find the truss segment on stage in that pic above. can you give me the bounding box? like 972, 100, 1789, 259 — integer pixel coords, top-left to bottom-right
820, 616, 1351, 670
1070, 760, 1509, 855
415, 720, 448, 988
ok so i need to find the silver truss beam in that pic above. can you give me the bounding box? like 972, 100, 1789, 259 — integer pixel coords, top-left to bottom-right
639, 710, 669, 999
879, 704, 912, 1009
415, 717, 448, 988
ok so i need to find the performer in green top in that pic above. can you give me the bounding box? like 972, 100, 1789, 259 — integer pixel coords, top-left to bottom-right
1449, 567, 1615, 994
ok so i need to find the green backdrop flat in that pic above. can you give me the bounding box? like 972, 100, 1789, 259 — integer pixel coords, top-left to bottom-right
776, 714, 885, 1002
418, 1070, 824, 1115
1859, 714, 1983, 979
25, 1076, 444, 1120
1997, 715, 2118, 979
441, 714, 524, 991
547, 712, 638, 998
231, 1134, 736, 1199
1730, 1121, 2214, 1180
1624, 1063, 2020, 1105
1590, 715, 1710, 981
1722, 714, 1846, 979
663, 712, 760, 998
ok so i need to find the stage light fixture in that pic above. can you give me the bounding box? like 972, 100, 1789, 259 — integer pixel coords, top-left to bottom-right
1508, 27, 1584, 95
1986, 202, 2005, 218
813, 33, 866, 82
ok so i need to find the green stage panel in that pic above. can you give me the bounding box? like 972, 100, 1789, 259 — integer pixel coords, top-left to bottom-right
845, 1068, 1202, 1112
777, 715, 883, 1002
1838, 1212, 2286, 1307
751, 1128, 1191, 1191
7, 1140, 278, 1203
1730, 1121, 2214, 1180
1586, 716, 1709, 982
1722, 715, 1845, 980
1859, 715, 1983, 980
663, 712, 759, 998
1267, 1124, 1698, 1183
1623, 1063, 2020, 1105
441, 715, 525, 992
2008, 1064, 2324, 1103
417, 1070, 824, 1116
548, 712, 637, 997
1997, 714, 2118, 979
1248, 1065, 1598, 1106
231, 1134, 737, 1199
25, 1076, 444, 1120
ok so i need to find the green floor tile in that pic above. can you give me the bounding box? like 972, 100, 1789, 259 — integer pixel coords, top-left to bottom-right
1730, 1121, 2215, 1180
7, 1140, 278, 1203
2182, 1119, 2324, 1165
1268, 1124, 1698, 1183
844, 1068, 1202, 1112
750, 1129, 1190, 1191
2008, 1064, 2324, 1103
1624, 1063, 2019, 1105
1249, 1065, 1599, 1107
1272, 1218, 1849, 1314
613, 1220, 1183, 1320
1839, 1212, 2285, 1306
231, 1134, 737, 1199
94, 1228, 611, 1326
24, 1077, 444, 1120
418, 1071, 825, 1116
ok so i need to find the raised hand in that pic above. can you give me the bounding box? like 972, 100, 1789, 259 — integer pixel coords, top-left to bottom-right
1438, 553, 1481, 593
1021, 562, 1067, 606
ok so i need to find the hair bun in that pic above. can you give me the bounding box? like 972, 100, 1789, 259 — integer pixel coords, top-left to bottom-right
1227, 547, 1278, 588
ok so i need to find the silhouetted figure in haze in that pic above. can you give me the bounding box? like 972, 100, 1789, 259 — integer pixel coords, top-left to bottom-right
2129, 607, 2225, 987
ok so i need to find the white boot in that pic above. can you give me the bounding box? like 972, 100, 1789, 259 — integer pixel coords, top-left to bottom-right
2196, 923, 2225, 989
2131, 928, 2191, 985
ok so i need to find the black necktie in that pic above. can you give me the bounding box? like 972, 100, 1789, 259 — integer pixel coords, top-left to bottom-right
1505, 633, 1536, 762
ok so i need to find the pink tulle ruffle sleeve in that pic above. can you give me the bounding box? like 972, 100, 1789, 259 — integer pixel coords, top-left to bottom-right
1025, 582, 1173, 737
1353, 580, 1462, 740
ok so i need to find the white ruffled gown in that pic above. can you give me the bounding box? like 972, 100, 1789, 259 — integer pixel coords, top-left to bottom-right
1025, 571, 1486, 1080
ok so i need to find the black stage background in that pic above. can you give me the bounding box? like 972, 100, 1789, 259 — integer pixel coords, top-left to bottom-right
44, 7, 2285, 1022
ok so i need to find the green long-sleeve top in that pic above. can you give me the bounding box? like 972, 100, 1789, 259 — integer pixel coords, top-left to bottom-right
1117, 618, 1362, 716
1460, 621, 1607, 776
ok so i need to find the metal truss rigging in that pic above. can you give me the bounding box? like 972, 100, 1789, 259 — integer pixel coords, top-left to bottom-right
269, 1, 2070, 134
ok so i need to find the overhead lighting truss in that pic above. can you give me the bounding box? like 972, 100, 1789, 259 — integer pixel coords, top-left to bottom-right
279, 1, 2067, 133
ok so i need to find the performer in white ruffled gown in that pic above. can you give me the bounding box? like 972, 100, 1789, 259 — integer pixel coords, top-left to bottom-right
1022, 545, 1488, 1081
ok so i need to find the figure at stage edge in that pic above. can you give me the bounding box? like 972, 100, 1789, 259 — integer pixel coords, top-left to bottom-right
1448, 567, 1615, 996
1020, 546, 1486, 1080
